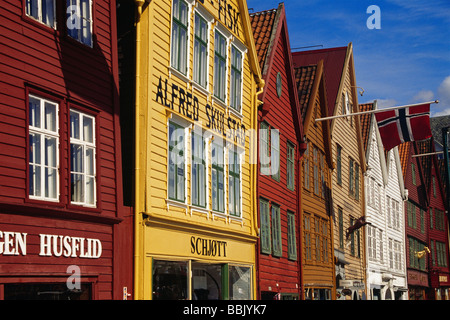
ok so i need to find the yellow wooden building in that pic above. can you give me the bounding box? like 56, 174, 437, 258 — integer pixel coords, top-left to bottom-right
132, 0, 263, 300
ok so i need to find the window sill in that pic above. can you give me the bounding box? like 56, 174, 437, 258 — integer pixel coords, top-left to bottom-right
228, 106, 243, 119
169, 67, 190, 85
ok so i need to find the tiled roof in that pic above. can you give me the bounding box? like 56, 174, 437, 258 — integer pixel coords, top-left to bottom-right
292, 46, 347, 118
359, 103, 374, 153
294, 64, 317, 124
398, 141, 411, 179
249, 8, 277, 70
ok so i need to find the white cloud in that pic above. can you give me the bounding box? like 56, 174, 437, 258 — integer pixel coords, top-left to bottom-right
438, 75, 450, 105
376, 99, 398, 108
413, 90, 434, 102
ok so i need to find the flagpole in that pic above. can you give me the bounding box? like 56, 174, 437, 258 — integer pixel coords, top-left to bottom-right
315, 100, 439, 122
411, 151, 446, 158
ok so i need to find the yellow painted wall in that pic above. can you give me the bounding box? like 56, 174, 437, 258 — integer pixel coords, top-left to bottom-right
133, 0, 263, 300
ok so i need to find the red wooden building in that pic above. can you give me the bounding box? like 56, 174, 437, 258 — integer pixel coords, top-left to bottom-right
398, 139, 450, 300
417, 140, 450, 299
0, 0, 133, 299
250, 3, 305, 300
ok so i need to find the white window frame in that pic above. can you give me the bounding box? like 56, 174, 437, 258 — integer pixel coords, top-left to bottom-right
190, 128, 207, 209
167, 116, 189, 205
28, 94, 59, 202
66, 0, 93, 47
228, 145, 243, 219
26, 0, 56, 28
170, 0, 194, 79
192, 7, 213, 91
70, 109, 96, 207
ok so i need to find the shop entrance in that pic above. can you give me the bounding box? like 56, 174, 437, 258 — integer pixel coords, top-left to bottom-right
152, 259, 252, 300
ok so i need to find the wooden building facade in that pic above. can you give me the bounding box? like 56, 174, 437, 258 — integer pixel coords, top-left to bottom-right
295, 60, 335, 300
130, 0, 264, 300
293, 44, 367, 300
250, 3, 305, 300
0, 0, 132, 299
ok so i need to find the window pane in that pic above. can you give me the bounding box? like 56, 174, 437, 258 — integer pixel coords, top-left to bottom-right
179, 28, 187, 73
45, 167, 57, 198
42, 0, 55, 27
171, 24, 179, 69
70, 111, 80, 139
71, 173, 84, 202
26, 0, 39, 19
83, 116, 93, 143
229, 266, 251, 300
153, 260, 188, 300
44, 102, 57, 132
168, 152, 176, 199
85, 176, 95, 204
29, 97, 41, 128
71, 144, 83, 173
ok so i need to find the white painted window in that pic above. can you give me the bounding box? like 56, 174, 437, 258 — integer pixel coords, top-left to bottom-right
26, 0, 56, 28
67, 0, 93, 46
29, 95, 59, 201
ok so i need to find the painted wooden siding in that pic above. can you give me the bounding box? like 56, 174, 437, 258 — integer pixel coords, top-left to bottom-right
257, 28, 300, 295
301, 88, 334, 289
0, 0, 126, 300
330, 57, 366, 282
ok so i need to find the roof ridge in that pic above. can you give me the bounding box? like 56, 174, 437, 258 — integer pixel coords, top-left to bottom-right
249, 8, 278, 16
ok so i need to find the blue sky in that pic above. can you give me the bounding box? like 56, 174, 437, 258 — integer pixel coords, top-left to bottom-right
246, 0, 450, 117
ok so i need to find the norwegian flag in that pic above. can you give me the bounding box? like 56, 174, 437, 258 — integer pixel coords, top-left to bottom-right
374, 104, 432, 151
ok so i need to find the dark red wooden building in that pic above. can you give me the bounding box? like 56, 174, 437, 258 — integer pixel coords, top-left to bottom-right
0, 0, 133, 299
250, 3, 305, 300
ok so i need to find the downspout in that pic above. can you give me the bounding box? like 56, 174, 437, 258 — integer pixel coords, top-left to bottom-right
134, 0, 145, 300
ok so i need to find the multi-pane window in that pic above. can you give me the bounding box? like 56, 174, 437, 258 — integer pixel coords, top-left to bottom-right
67, 0, 93, 46
411, 163, 416, 185
260, 122, 270, 175
407, 201, 417, 229
259, 198, 271, 254
303, 142, 310, 190
287, 211, 297, 260
435, 209, 445, 231
228, 150, 240, 217
214, 30, 227, 101
70, 110, 96, 206
436, 241, 448, 267
349, 158, 354, 195
211, 143, 224, 212
420, 209, 425, 234
320, 153, 325, 198
191, 133, 205, 207
389, 239, 403, 272
29, 95, 59, 201
304, 214, 312, 261
193, 13, 208, 87
354, 163, 359, 200
168, 122, 185, 202
313, 147, 319, 195
338, 208, 344, 249
230, 45, 242, 111
171, 0, 189, 74
271, 129, 280, 181
26, 0, 55, 28
287, 142, 295, 191
409, 237, 426, 271
336, 144, 342, 185
350, 217, 361, 257
271, 204, 282, 257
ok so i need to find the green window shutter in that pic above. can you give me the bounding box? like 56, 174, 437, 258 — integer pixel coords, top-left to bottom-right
272, 204, 282, 257
260, 199, 271, 254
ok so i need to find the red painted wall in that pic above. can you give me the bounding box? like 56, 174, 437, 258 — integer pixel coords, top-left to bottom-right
0, 0, 132, 299
257, 22, 301, 299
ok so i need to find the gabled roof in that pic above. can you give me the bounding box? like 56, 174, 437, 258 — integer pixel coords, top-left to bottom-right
250, 3, 304, 147
294, 64, 317, 123
292, 46, 347, 117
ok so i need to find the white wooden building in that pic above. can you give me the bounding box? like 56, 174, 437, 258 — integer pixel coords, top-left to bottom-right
361, 101, 408, 300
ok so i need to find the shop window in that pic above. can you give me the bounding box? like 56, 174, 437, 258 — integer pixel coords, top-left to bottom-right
229, 265, 251, 300
25, 0, 56, 28
192, 262, 222, 300
191, 132, 206, 208
4, 283, 91, 300
170, 0, 189, 75
29, 95, 59, 201
153, 260, 188, 300
228, 150, 241, 217
211, 142, 224, 212
70, 110, 96, 207
67, 0, 93, 46
168, 121, 186, 202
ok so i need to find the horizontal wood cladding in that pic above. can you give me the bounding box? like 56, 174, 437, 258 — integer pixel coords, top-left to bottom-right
257, 22, 300, 294
0, 213, 114, 299
0, 1, 120, 220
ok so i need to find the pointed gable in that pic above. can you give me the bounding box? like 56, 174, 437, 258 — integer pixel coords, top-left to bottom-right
294, 64, 317, 124
292, 46, 347, 117
360, 103, 374, 154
